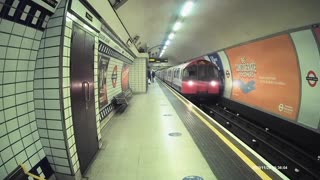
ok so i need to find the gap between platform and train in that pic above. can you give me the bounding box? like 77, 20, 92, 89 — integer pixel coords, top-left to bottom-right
160, 80, 289, 180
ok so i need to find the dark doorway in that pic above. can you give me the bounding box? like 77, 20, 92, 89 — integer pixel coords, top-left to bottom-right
70, 24, 98, 174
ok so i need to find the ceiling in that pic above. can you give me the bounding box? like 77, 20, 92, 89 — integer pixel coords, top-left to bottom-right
116, 0, 320, 64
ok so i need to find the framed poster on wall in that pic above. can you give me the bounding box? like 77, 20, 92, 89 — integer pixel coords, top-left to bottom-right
98, 55, 110, 109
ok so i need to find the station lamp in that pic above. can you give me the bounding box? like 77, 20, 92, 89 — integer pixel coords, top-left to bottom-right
181, 1, 194, 17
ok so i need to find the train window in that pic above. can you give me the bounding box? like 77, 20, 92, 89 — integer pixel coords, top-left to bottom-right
183, 65, 197, 80
198, 65, 219, 80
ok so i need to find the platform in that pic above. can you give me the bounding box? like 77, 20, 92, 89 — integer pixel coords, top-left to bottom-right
84, 79, 288, 180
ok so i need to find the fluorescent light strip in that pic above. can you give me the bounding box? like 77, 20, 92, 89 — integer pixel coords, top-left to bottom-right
168, 33, 175, 40
181, 1, 194, 17
173, 21, 182, 31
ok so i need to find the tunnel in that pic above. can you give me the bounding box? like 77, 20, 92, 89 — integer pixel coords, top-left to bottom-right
0, 0, 320, 179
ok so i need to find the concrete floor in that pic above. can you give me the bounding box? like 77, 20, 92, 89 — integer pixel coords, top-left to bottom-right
85, 81, 216, 180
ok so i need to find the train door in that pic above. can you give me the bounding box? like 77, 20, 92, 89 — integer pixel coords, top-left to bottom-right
70, 24, 98, 174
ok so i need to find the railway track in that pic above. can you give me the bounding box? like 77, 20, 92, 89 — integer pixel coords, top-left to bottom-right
199, 103, 320, 180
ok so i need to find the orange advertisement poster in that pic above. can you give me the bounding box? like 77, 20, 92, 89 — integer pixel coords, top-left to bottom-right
226, 34, 300, 120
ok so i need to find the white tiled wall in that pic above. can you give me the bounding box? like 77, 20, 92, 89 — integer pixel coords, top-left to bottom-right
0, 3, 48, 180
34, 0, 74, 175
129, 58, 147, 93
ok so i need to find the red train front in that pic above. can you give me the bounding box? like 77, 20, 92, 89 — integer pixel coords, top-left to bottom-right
159, 59, 222, 98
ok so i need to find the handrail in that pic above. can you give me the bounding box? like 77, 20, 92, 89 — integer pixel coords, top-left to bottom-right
20, 164, 46, 180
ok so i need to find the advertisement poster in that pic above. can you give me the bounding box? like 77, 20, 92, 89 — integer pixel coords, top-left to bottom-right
208, 52, 225, 83
122, 64, 130, 91
226, 34, 301, 120
98, 56, 110, 109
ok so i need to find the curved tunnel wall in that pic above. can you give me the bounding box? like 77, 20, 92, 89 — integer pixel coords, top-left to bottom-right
206, 27, 320, 131
0, 0, 137, 179
193, 25, 320, 155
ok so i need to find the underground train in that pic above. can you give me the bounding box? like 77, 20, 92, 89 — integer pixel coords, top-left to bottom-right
158, 59, 222, 98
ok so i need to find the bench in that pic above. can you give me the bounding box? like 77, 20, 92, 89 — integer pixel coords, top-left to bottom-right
113, 88, 133, 113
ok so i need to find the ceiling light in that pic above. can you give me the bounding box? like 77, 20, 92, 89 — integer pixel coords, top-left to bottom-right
163, 46, 167, 50
165, 40, 170, 46
173, 21, 182, 31
168, 33, 175, 40
181, 1, 194, 17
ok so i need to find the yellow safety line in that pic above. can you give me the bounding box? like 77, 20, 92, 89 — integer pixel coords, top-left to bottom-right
163, 83, 272, 180
20, 164, 46, 180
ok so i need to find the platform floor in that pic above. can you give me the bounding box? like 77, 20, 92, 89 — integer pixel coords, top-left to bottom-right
85, 80, 286, 180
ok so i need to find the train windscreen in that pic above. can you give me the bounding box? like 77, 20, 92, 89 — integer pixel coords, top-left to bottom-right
183, 64, 219, 81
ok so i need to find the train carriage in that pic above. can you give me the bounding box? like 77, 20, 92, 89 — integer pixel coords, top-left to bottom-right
159, 59, 222, 98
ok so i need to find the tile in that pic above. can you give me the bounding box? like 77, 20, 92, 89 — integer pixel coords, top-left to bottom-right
8, 35, 22, 47
20, 12, 28, 21
3, 95, 15, 109
6, 47, 19, 59
20, 37, 34, 49
48, 130, 64, 139
0, 111, 4, 123
12, 22, 26, 36
0, 146, 14, 162
34, 99, 44, 109
15, 150, 28, 165
16, 71, 28, 82
24, 27, 36, 39
0, 135, 10, 152
55, 165, 71, 174
44, 57, 59, 67
35, 30, 43, 41
11, 140, 24, 155
32, 40, 40, 50
19, 125, 33, 137
35, 139, 42, 151
8, 129, 20, 143
44, 67, 59, 78
38, 130, 49, 140
30, 50, 38, 60
45, 99, 60, 109
45, 36, 60, 47
47, 120, 62, 130
26, 144, 37, 158
35, 110, 45, 119
17, 60, 29, 70
29, 153, 40, 167
44, 89, 60, 98
16, 103, 28, 116
4, 158, 17, 175
51, 8, 64, 18
6, 118, 18, 133
47, 17, 63, 28
44, 79, 59, 88
44, 46, 60, 57
28, 61, 35, 70
0, 123, 6, 137
18, 114, 29, 127
35, 58, 44, 68
34, 79, 43, 89
0, 19, 14, 33
22, 134, 34, 147
41, 139, 50, 147
46, 26, 61, 38
3, 72, 15, 83
19, 49, 31, 59
51, 148, 67, 158
45, 110, 61, 120
37, 119, 47, 129
53, 157, 69, 166
16, 82, 27, 93
16, 93, 27, 105
4, 60, 17, 71
4, 107, 16, 120
0, 33, 10, 46
49, 139, 65, 149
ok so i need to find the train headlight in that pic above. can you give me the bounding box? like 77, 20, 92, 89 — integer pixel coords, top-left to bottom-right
188, 80, 194, 86
210, 81, 217, 86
